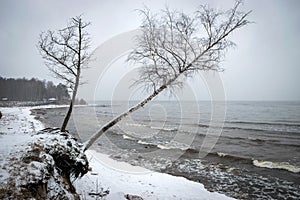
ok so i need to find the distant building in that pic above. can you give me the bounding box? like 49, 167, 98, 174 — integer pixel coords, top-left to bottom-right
1, 97, 8, 101
48, 98, 57, 102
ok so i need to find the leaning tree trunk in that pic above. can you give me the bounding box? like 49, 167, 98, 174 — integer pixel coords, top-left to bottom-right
84, 75, 179, 150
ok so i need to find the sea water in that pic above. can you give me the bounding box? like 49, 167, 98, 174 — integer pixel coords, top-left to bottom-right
72, 101, 300, 199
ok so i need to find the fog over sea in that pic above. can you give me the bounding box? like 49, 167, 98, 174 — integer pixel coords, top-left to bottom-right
34, 101, 300, 199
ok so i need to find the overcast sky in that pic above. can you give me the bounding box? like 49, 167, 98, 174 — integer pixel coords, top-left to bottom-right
0, 0, 299, 101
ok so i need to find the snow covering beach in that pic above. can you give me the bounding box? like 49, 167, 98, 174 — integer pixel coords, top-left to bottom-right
0, 106, 234, 199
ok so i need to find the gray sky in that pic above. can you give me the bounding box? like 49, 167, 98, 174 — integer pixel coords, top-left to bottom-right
0, 0, 299, 101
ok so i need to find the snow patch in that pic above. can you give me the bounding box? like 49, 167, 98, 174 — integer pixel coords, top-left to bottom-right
75, 150, 234, 200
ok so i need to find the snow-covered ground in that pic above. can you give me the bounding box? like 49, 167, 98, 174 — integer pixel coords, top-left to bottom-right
0, 106, 234, 200
0, 106, 44, 134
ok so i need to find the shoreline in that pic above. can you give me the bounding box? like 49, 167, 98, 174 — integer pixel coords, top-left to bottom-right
79, 149, 234, 200
0, 105, 234, 199
29, 105, 300, 199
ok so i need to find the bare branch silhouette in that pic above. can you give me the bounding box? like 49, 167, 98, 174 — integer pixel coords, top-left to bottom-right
38, 16, 91, 131
84, 1, 251, 150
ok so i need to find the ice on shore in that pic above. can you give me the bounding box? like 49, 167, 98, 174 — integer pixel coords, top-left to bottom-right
0, 106, 235, 199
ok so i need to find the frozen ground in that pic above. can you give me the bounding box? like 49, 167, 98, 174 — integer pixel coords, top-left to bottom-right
0, 106, 234, 200
75, 150, 235, 200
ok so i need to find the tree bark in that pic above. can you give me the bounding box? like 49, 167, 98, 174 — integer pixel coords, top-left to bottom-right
61, 19, 82, 132
61, 70, 80, 131
83, 83, 168, 150
61, 101, 72, 132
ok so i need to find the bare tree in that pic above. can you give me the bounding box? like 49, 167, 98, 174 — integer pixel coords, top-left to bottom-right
38, 16, 91, 132
84, 0, 251, 150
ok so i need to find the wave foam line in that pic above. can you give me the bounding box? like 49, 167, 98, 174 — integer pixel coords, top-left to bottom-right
253, 160, 300, 173
122, 135, 136, 140
150, 126, 178, 131
126, 123, 148, 127
137, 140, 188, 151
137, 140, 153, 145
217, 152, 228, 157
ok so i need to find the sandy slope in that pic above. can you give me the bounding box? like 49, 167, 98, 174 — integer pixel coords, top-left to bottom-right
0, 106, 234, 200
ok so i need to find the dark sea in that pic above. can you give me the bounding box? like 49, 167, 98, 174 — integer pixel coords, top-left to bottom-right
36, 101, 300, 199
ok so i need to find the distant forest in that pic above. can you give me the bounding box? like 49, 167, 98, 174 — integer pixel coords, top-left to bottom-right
0, 77, 70, 101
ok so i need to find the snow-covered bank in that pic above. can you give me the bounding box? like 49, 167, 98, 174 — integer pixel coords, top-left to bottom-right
0, 105, 68, 134
0, 129, 88, 199
0, 107, 44, 134
0, 105, 88, 199
0, 106, 235, 199
76, 150, 234, 200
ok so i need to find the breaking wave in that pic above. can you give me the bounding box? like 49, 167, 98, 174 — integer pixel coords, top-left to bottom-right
150, 126, 178, 132
253, 160, 300, 173
126, 123, 178, 132
227, 120, 300, 127
122, 135, 136, 140
137, 140, 188, 151
121, 134, 300, 174
198, 121, 300, 133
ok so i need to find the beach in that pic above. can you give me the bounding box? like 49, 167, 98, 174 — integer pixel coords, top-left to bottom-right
0, 105, 234, 200
31, 101, 300, 199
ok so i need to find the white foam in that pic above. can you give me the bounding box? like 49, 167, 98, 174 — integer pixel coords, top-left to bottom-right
137, 140, 189, 151
157, 144, 173, 150
122, 135, 136, 140
150, 126, 178, 131
253, 160, 300, 173
137, 140, 153, 145
126, 122, 148, 127
217, 152, 228, 157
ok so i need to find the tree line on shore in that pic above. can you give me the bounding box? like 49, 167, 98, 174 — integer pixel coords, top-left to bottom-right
0, 77, 70, 102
